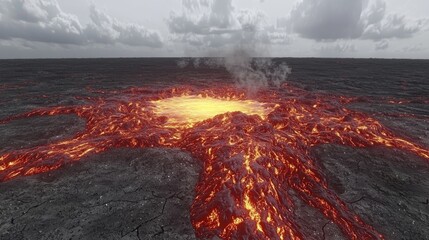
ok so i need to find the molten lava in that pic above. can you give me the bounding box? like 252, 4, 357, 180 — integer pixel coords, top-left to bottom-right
151, 95, 274, 128
1, 84, 428, 240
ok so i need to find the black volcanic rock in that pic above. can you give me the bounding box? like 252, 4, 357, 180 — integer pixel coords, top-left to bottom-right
313, 145, 429, 240
0, 148, 200, 240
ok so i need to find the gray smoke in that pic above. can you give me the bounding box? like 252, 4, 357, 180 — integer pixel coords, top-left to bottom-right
177, 35, 291, 93
222, 49, 291, 93
173, 0, 291, 93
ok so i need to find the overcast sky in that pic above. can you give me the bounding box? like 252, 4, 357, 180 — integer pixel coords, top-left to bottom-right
0, 0, 428, 59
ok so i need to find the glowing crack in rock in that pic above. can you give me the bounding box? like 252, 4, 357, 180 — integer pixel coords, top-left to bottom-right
0, 84, 428, 240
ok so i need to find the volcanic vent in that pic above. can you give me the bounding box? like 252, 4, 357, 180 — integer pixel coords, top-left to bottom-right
1, 84, 428, 240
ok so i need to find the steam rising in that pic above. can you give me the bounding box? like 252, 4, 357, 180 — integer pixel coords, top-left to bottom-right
176, 6, 291, 93
178, 49, 291, 94
222, 50, 291, 92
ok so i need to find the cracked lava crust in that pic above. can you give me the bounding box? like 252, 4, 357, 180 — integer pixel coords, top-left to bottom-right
1, 83, 428, 240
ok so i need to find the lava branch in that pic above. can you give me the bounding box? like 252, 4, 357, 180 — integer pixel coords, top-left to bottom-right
182, 113, 303, 240
182, 112, 383, 239
0, 85, 428, 240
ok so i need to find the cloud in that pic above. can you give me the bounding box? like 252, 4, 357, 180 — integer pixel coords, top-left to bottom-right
264, 30, 291, 45
85, 5, 162, 47
362, 14, 424, 41
167, 0, 289, 50
0, 0, 84, 44
0, 0, 162, 47
318, 42, 356, 55
375, 39, 389, 50
290, 0, 363, 40
288, 0, 426, 41
402, 44, 424, 53
168, 0, 235, 35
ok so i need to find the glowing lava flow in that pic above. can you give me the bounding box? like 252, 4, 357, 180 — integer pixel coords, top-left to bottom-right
0, 84, 428, 240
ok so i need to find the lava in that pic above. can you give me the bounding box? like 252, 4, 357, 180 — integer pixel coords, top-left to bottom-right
151, 95, 274, 128
1, 83, 428, 240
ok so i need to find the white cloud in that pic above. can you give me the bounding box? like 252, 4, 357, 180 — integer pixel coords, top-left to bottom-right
265, 30, 291, 45
9, 0, 60, 23
319, 42, 356, 54
360, 0, 386, 26
0, 0, 163, 47
362, 14, 424, 40
375, 39, 389, 50
290, 0, 363, 40
85, 5, 162, 47
168, 0, 235, 35
288, 0, 426, 42
0, 0, 84, 44
167, 0, 290, 50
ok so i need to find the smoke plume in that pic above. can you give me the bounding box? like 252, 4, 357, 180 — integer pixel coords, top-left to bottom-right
178, 48, 291, 94
178, 36, 291, 93
174, 1, 291, 93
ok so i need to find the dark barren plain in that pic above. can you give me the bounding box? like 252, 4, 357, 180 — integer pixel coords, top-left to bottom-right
0, 58, 428, 239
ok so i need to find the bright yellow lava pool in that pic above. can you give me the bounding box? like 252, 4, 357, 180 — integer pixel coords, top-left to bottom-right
151, 95, 273, 128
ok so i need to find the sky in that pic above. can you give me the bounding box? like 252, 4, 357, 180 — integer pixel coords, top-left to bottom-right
0, 0, 428, 59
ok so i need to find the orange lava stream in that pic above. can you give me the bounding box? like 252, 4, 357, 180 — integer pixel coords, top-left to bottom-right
1, 84, 428, 240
